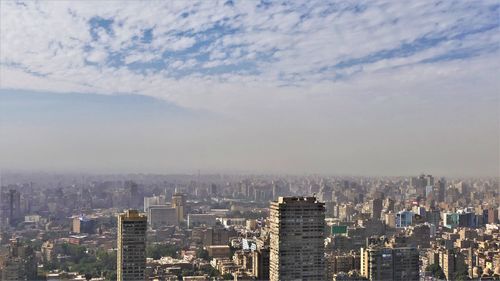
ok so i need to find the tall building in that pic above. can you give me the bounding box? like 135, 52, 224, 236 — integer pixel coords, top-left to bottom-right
361, 246, 419, 281
117, 210, 147, 281
411, 174, 434, 198
172, 192, 186, 223
436, 179, 446, 203
269, 196, 326, 281
252, 234, 270, 280
1, 238, 37, 280
439, 249, 466, 281
371, 198, 383, 220
2, 189, 22, 227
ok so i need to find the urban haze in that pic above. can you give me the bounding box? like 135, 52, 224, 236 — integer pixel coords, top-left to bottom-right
0, 1, 499, 281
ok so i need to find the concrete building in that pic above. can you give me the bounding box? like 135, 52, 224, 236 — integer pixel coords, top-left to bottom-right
117, 210, 147, 281
72, 216, 96, 234
1, 238, 37, 281
172, 192, 186, 223
143, 195, 166, 212
187, 213, 217, 228
147, 205, 177, 229
361, 246, 419, 281
396, 210, 413, 228
269, 196, 326, 281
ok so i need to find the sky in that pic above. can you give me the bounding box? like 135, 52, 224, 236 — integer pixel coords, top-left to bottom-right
0, 0, 499, 176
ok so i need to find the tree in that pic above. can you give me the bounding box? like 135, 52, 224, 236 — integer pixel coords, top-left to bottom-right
426, 264, 445, 279
146, 243, 180, 259
454, 267, 469, 281
196, 248, 209, 260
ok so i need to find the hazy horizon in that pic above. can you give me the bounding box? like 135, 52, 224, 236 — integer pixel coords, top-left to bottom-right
1, 1, 499, 177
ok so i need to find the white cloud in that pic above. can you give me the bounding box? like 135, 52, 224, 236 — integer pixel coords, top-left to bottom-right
0, 0, 498, 113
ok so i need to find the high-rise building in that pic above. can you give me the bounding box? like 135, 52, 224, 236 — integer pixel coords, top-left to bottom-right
371, 198, 383, 220
411, 174, 434, 198
269, 196, 326, 281
172, 192, 186, 223
436, 179, 446, 202
361, 246, 419, 281
252, 237, 270, 280
439, 249, 466, 281
117, 210, 147, 281
3, 189, 22, 227
1, 238, 37, 280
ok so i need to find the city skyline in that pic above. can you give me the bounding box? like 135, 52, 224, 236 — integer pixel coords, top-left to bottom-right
1, 1, 499, 176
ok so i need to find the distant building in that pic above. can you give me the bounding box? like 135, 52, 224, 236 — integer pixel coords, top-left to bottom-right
371, 198, 383, 220
172, 192, 186, 223
269, 196, 326, 281
117, 210, 147, 281
1, 238, 37, 280
147, 205, 177, 229
444, 212, 459, 229
143, 195, 166, 212
187, 213, 217, 228
361, 246, 419, 281
72, 216, 96, 234
396, 211, 413, 228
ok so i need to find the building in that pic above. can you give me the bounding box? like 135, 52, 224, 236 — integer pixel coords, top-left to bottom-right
371, 198, 383, 220
147, 205, 177, 229
72, 216, 96, 234
206, 245, 231, 258
1, 238, 37, 280
269, 196, 326, 281
436, 179, 446, 203
439, 249, 466, 281
361, 246, 419, 281
1, 189, 22, 227
396, 211, 413, 228
444, 212, 459, 229
172, 192, 186, 223
187, 213, 217, 228
117, 210, 147, 281
143, 195, 166, 212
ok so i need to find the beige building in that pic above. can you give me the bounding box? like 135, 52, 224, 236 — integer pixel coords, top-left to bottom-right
172, 192, 186, 223
117, 210, 147, 281
147, 205, 177, 229
269, 196, 326, 281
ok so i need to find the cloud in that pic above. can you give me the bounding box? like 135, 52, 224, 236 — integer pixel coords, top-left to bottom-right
0, 0, 498, 112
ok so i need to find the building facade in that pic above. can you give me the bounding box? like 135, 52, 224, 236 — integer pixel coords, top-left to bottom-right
269, 196, 326, 281
117, 210, 147, 281
361, 246, 419, 281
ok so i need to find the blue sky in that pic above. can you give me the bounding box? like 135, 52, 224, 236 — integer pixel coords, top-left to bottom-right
0, 1, 499, 176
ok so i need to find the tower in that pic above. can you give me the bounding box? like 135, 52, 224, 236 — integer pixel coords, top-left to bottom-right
117, 210, 147, 281
269, 196, 326, 281
172, 192, 186, 223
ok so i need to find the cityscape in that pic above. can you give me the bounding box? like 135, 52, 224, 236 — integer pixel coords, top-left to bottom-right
1, 0, 499, 281
0, 173, 498, 280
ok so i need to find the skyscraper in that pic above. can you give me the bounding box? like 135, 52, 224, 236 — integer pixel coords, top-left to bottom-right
269, 196, 326, 281
436, 178, 446, 203
117, 210, 147, 281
